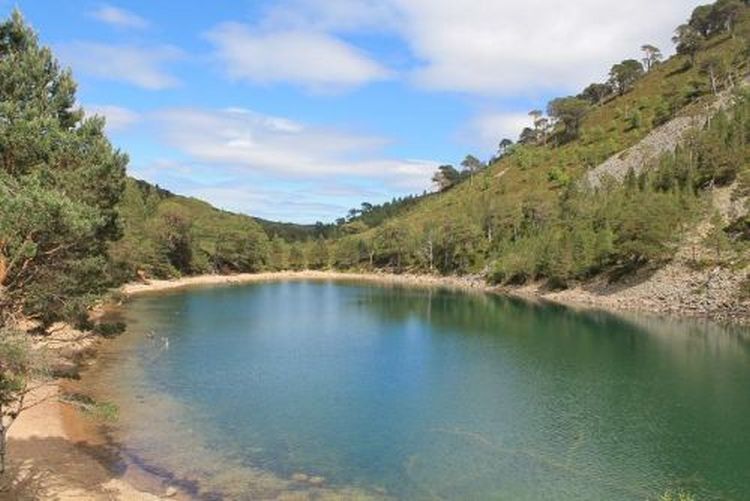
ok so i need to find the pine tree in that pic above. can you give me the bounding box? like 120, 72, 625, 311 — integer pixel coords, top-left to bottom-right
703, 211, 731, 261
0, 11, 127, 329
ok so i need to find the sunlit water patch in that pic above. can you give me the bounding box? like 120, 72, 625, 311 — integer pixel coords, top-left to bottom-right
82, 280, 750, 500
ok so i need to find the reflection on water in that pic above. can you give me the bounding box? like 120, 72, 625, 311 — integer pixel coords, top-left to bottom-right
82, 280, 750, 500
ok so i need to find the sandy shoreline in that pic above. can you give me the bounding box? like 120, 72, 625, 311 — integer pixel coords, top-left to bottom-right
4, 323, 186, 500
121, 269, 749, 325
4, 380, 171, 500
120, 269, 490, 295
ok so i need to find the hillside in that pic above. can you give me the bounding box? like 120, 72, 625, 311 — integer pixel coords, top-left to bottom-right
288, 0, 750, 319
109, 178, 270, 281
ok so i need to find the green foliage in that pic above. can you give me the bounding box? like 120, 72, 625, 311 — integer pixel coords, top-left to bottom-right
609, 59, 645, 95
110, 179, 270, 279
322, 18, 750, 286
547, 96, 591, 142
269, 236, 290, 271
307, 237, 330, 270
0, 11, 126, 328
254, 218, 332, 242
432, 164, 461, 191
289, 243, 307, 270
703, 211, 732, 261
0, 329, 47, 472
579, 82, 614, 105
373, 222, 414, 271
491, 174, 697, 286
641, 44, 663, 72
0, 330, 41, 411
673, 24, 703, 66
547, 167, 571, 186
60, 392, 118, 421
626, 109, 643, 130
652, 97, 673, 126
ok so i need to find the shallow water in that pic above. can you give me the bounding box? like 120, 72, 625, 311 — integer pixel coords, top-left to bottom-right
85, 280, 750, 500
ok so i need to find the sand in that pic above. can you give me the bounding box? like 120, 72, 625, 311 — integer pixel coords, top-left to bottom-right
3, 325, 184, 500
120, 269, 489, 295
3, 381, 172, 500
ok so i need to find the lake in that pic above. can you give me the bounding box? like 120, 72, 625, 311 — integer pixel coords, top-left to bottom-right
84, 280, 750, 500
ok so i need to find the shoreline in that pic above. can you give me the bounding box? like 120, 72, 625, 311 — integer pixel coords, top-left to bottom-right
121, 269, 749, 326
5, 379, 173, 500
5, 324, 186, 500
120, 269, 490, 296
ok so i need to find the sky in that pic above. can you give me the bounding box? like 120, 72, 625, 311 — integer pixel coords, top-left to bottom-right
3, 0, 703, 223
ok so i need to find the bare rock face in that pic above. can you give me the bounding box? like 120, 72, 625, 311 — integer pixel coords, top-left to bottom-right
586, 88, 740, 188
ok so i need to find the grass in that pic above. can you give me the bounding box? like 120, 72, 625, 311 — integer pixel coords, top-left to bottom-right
60, 392, 119, 422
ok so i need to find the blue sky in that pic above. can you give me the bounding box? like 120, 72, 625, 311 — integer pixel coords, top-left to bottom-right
4, 0, 703, 223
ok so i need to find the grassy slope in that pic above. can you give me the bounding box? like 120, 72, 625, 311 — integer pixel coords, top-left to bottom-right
346, 30, 746, 246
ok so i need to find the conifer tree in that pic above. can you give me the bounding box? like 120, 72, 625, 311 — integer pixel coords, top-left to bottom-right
0, 11, 127, 329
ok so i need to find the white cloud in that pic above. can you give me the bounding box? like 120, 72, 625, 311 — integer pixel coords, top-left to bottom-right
205, 22, 392, 91
86, 104, 140, 131
150, 107, 438, 191
398, 0, 704, 94
90, 4, 148, 30
463, 112, 532, 151
250, 0, 704, 96
57, 42, 182, 90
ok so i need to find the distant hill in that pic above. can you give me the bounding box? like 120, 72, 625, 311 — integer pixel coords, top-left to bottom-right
252, 217, 328, 242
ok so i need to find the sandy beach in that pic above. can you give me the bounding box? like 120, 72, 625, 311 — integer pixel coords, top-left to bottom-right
120, 269, 490, 295
3, 381, 171, 500
3, 323, 185, 500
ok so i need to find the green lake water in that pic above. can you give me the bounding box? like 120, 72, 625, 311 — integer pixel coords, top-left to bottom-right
86, 280, 750, 500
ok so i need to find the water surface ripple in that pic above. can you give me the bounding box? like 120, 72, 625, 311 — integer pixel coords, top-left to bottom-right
85, 280, 750, 500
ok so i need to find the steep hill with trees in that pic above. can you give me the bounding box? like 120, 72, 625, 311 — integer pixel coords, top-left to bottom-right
110, 178, 270, 281
297, 0, 750, 317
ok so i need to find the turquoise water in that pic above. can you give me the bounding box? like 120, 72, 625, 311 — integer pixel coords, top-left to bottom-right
91, 280, 750, 500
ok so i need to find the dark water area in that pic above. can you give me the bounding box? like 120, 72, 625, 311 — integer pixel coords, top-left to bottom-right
84, 280, 750, 500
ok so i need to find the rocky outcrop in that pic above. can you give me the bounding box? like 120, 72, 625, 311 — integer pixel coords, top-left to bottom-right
586, 86, 742, 188
513, 185, 750, 325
